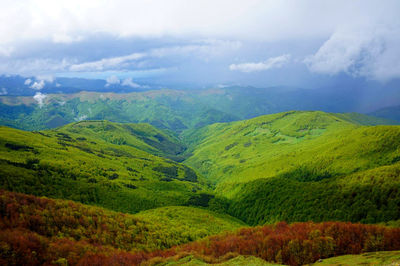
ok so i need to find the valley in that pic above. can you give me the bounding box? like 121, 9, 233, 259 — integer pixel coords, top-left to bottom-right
0, 109, 399, 265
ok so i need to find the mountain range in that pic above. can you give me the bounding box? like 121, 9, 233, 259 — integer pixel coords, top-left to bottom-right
1, 88, 400, 265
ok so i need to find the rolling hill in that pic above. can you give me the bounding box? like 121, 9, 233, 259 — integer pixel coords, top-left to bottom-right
1, 109, 400, 265
183, 111, 400, 224
0, 121, 212, 214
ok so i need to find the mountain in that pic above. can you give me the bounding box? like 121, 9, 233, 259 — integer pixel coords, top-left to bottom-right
59, 120, 187, 160
1, 87, 397, 133
369, 105, 400, 123
184, 111, 400, 224
1, 110, 400, 265
0, 75, 151, 96
0, 90, 239, 132
1, 111, 399, 226
0, 121, 213, 214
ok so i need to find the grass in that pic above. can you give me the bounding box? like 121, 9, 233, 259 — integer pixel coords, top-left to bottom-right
184, 111, 400, 189
182, 111, 400, 225
0, 122, 210, 214
59, 120, 187, 160
1, 110, 399, 227
311, 251, 400, 265
135, 206, 246, 243
159, 255, 281, 265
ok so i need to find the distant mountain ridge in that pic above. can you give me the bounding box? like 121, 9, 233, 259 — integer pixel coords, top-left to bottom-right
369, 105, 400, 123
0, 87, 397, 133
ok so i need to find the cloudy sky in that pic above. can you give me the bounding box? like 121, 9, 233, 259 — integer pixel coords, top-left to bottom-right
0, 0, 399, 88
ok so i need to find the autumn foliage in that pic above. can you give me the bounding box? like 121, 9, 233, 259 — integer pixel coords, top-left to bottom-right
174, 221, 400, 265
1, 190, 400, 265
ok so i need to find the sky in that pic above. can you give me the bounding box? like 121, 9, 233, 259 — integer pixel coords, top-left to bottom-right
0, 0, 400, 89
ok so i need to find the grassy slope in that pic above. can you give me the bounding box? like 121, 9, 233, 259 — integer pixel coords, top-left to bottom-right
334, 112, 398, 125
161, 255, 280, 265
312, 251, 400, 265
59, 120, 187, 160
135, 206, 246, 244
185, 111, 400, 189
0, 122, 210, 214
183, 111, 400, 224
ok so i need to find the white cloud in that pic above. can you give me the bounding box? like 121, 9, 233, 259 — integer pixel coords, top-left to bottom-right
33, 92, 47, 107
74, 114, 87, 121
0, 88, 7, 95
30, 80, 45, 90
68, 41, 241, 72
0, 58, 72, 76
121, 77, 141, 88
305, 27, 400, 81
229, 54, 291, 73
36, 75, 54, 83
105, 75, 120, 87
52, 33, 83, 44
70, 53, 145, 72
24, 78, 32, 85
2, 0, 397, 46
0, 45, 13, 57
0, 0, 399, 83
150, 40, 242, 59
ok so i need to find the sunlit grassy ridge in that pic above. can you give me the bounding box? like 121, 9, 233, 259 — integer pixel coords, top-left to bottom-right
0, 122, 211, 214
59, 120, 187, 160
184, 111, 400, 190
183, 111, 400, 224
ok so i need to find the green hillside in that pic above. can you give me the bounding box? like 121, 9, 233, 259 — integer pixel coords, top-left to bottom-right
312, 251, 400, 265
333, 112, 398, 125
0, 122, 210, 214
183, 111, 400, 224
1, 111, 399, 226
135, 206, 246, 243
59, 120, 187, 161
184, 111, 400, 188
